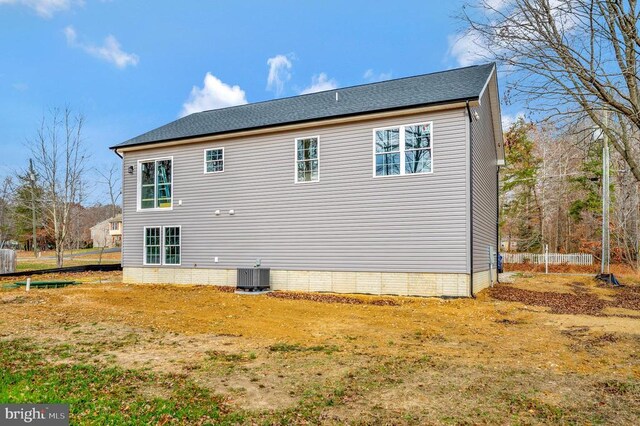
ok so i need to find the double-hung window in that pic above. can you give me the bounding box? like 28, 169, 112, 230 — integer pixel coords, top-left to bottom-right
204, 148, 224, 173
295, 136, 319, 183
374, 122, 432, 176
164, 226, 181, 265
374, 128, 400, 176
144, 227, 161, 265
144, 226, 180, 265
139, 158, 173, 209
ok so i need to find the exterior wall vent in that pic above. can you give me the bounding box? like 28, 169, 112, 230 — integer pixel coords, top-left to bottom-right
237, 268, 270, 291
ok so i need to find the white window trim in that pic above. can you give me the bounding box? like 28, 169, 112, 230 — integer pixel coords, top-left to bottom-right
142, 225, 181, 266
372, 121, 434, 178
294, 135, 320, 184
143, 226, 161, 266
203, 147, 225, 174
136, 156, 174, 211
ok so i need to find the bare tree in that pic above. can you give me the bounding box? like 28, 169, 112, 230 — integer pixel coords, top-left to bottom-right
25, 159, 39, 257
0, 176, 14, 248
28, 107, 88, 267
459, 0, 640, 180
97, 162, 122, 218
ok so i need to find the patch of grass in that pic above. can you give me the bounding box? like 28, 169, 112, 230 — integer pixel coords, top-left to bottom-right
205, 350, 247, 363
16, 259, 120, 272
598, 380, 640, 395
269, 342, 340, 354
506, 392, 572, 423
0, 339, 232, 425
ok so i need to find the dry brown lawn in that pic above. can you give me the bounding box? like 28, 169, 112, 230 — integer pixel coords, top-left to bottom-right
15, 249, 121, 271
1, 271, 639, 424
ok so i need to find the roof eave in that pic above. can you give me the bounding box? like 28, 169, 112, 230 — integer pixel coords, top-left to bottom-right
479, 65, 505, 164
110, 97, 481, 153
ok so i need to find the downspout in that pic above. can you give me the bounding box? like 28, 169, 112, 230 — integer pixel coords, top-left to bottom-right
466, 101, 474, 298
113, 149, 123, 159
496, 162, 500, 284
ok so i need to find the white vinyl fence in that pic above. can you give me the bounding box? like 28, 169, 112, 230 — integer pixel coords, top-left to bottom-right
502, 252, 593, 266
0, 249, 17, 274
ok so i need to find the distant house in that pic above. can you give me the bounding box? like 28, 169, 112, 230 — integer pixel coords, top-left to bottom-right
500, 238, 520, 252
110, 64, 504, 297
91, 214, 122, 248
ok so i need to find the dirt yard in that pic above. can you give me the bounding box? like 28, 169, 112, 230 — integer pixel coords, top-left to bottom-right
1, 272, 639, 424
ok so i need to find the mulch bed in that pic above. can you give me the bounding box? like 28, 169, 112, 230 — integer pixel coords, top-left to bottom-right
266, 291, 400, 306
488, 285, 607, 315
488, 283, 640, 316
612, 285, 640, 311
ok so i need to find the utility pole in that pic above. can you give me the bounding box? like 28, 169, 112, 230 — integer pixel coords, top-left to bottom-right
28, 159, 38, 258
601, 112, 610, 276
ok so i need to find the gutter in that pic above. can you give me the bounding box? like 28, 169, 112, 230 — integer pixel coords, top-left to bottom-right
466, 101, 475, 298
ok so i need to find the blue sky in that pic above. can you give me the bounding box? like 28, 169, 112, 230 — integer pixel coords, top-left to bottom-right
0, 0, 506, 202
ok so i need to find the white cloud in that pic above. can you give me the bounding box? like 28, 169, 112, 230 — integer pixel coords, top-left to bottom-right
180, 73, 247, 117
0, 0, 81, 18
502, 111, 525, 129
363, 69, 392, 83
12, 82, 28, 91
64, 25, 139, 69
449, 0, 578, 68
447, 31, 488, 67
485, 0, 509, 10
300, 73, 338, 95
266, 54, 292, 96
63, 25, 76, 42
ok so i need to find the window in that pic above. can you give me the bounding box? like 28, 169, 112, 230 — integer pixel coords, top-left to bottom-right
139, 158, 172, 209
295, 136, 319, 182
374, 122, 432, 176
375, 128, 400, 176
204, 148, 224, 173
144, 226, 180, 266
110, 222, 120, 231
144, 227, 161, 265
164, 226, 181, 265
404, 124, 432, 174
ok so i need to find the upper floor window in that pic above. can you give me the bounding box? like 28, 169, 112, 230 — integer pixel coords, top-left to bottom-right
204, 148, 224, 173
139, 158, 172, 209
295, 136, 319, 183
374, 122, 432, 177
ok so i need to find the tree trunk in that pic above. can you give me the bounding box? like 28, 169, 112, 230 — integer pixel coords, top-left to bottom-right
56, 241, 64, 268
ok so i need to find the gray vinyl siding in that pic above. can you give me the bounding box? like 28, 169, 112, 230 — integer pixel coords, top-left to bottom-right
122, 108, 469, 273
471, 90, 499, 273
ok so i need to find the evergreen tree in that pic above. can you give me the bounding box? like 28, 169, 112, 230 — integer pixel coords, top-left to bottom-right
501, 118, 543, 252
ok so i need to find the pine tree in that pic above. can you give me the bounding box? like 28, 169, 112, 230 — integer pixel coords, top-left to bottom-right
501, 118, 543, 252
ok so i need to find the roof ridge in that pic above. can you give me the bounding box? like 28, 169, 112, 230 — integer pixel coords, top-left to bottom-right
189, 63, 496, 117
111, 63, 497, 150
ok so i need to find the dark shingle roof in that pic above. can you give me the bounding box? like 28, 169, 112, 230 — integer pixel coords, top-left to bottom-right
111, 63, 495, 149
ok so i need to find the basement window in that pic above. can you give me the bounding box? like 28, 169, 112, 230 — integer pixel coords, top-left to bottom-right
144, 226, 181, 266
374, 122, 432, 176
139, 158, 173, 209
204, 148, 224, 173
295, 136, 319, 183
